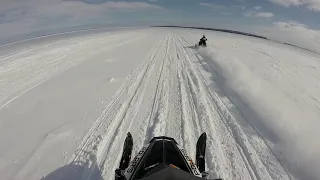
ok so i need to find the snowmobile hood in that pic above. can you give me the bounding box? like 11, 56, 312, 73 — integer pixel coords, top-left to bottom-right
140, 166, 203, 180
117, 133, 209, 180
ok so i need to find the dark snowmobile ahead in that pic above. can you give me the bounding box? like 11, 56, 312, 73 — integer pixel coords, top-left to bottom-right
115, 132, 222, 180
196, 35, 207, 48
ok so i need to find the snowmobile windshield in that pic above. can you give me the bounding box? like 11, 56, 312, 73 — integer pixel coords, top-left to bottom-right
133, 140, 191, 179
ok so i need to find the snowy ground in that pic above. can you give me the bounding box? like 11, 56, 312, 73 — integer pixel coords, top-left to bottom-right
0, 28, 320, 180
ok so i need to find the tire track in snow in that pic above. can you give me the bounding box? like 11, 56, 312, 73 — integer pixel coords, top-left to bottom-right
68, 33, 168, 180
143, 34, 171, 143
100, 34, 169, 178
163, 34, 184, 143
99, 63, 155, 175
121, 33, 170, 156
143, 33, 185, 145
174, 35, 201, 165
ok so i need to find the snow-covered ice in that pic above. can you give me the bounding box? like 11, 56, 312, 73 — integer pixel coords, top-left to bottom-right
0, 28, 320, 180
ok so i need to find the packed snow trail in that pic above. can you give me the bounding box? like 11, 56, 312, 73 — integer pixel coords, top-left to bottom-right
0, 28, 320, 180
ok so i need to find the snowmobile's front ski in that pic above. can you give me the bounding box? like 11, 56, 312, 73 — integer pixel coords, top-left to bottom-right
119, 132, 133, 170
196, 132, 207, 173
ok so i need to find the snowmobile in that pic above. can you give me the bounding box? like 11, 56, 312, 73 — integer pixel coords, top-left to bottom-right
197, 40, 207, 47
195, 36, 207, 48
115, 132, 222, 180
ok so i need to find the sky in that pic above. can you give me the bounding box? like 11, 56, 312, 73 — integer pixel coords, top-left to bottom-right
0, 0, 320, 52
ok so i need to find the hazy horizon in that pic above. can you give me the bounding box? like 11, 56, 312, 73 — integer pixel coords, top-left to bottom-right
1, 0, 320, 52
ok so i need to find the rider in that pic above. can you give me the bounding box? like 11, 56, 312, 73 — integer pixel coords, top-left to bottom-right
199, 35, 207, 46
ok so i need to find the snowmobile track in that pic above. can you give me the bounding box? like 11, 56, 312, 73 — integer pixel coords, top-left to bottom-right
179, 36, 265, 180
100, 35, 168, 175
143, 34, 172, 144
69, 33, 168, 179
178, 37, 290, 180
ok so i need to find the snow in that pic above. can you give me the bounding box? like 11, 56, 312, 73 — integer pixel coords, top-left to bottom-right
0, 28, 320, 180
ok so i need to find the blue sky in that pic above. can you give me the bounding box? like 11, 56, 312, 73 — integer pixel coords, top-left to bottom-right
0, 0, 320, 49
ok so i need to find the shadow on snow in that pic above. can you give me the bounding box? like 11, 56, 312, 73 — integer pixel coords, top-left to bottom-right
42, 151, 103, 180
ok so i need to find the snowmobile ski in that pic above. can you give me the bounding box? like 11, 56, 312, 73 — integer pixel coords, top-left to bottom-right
119, 132, 133, 170
196, 132, 207, 173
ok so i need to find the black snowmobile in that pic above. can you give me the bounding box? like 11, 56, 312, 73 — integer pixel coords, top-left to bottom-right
196, 35, 207, 48
115, 132, 222, 180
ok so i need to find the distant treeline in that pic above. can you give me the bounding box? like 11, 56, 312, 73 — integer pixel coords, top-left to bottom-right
152, 25, 268, 40
284, 43, 316, 54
